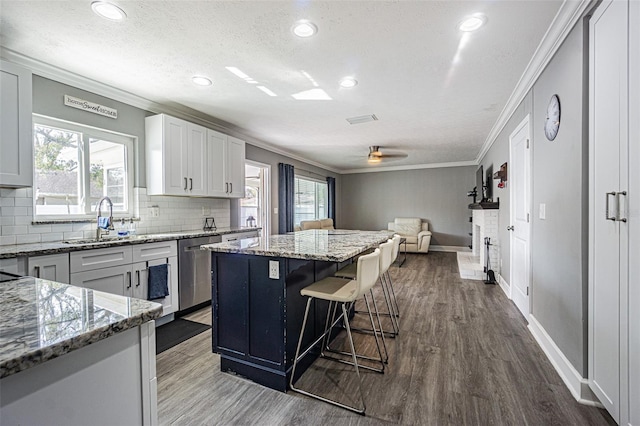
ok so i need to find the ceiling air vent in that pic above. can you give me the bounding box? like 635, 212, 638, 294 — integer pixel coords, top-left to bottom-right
346, 114, 378, 125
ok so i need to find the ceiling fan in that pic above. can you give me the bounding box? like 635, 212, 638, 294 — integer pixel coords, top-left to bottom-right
367, 146, 408, 164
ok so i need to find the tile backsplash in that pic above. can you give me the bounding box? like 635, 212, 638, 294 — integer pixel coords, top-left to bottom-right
0, 187, 230, 245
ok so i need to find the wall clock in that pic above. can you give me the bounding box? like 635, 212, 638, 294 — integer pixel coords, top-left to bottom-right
544, 94, 561, 141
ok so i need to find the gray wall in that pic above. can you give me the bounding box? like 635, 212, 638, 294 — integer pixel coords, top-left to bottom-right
479, 18, 589, 375
32, 76, 151, 187
236, 144, 341, 232
340, 166, 475, 246
481, 92, 533, 280
530, 20, 588, 375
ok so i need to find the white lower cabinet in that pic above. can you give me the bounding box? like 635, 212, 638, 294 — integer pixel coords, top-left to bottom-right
70, 263, 132, 295
27, 253, 70, 284
70, 242, 179, 316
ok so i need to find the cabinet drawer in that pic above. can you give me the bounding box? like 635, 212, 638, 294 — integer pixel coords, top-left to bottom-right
222, 231, 258, 242
70, 246, 133, 273
133, 241, 178, 262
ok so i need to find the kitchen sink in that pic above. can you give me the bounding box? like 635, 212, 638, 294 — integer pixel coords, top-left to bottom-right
63, 235, 149, 244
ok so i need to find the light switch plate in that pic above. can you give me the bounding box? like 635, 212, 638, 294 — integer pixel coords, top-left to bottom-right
269, 260, 279, 279
274, 207, 278, 214
539, 203, 546, 220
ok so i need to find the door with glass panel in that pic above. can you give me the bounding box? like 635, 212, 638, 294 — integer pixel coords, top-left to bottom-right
241, 161, 270, 238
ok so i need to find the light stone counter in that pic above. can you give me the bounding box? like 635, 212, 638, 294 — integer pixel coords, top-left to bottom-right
201, 229, 393, 263
0, 227, 261, 259
0, 276, 162, 378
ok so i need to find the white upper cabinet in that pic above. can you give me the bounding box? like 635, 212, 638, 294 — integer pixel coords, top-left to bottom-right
146, 113, 245, 198
145, 114, 207, 196
206, 129, 246, 198
0, 60, 33, 188
226, 135, 246, 198
206, 129, 227, 197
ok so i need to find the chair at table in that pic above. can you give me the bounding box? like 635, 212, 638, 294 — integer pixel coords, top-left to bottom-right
290, 249, 384, 415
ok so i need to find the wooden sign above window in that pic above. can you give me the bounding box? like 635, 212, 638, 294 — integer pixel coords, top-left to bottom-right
63, 95, 117, 119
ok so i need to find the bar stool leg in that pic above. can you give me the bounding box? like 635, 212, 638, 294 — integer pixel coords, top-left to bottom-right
290, 298, 367, 415
341, 302, 367, 414
380, 274, 400, 335
369, 289, 389, 363
290, 297, 313, 392
386, 270, 401, 318
363, 292, 387, 367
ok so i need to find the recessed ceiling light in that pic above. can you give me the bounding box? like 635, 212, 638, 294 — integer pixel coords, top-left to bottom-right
339, 77, 358, 88
91, 1, 127, 21
458, 14, 487, 32
293, 20, 317, 38
192, 76, 212, 86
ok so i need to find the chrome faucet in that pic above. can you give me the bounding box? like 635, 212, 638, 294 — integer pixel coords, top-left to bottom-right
96, 196, 114, 241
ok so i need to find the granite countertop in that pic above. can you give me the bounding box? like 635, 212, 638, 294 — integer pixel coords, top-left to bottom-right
0, 227, 261, 259
0, 276, 163, 379
201, 229, 394, 262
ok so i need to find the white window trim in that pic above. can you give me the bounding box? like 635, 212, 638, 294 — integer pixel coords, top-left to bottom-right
32, 114, 136, 221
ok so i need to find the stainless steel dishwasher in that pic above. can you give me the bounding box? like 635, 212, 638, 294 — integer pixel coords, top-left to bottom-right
178, 235, 221, 311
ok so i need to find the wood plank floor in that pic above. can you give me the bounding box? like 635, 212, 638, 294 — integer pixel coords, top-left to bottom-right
157, 252, 615, 425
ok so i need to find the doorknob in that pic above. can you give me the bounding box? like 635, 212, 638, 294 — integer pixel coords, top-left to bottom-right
507, 226, 514, 231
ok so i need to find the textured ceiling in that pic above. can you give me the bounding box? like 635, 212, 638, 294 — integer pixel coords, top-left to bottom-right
0, 0, 562, 172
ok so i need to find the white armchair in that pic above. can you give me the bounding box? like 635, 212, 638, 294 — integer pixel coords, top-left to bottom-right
387, 218, 432, 253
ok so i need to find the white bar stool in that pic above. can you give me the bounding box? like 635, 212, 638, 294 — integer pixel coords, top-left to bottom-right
335, 239, 399, 339
290, 249, 383, 415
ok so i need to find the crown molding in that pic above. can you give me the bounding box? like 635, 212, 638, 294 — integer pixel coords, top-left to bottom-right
475, 0, 595, 163
341, 160, 476, 175
0, 48, 341, 174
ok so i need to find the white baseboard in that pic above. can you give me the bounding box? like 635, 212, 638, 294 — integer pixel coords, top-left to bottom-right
497, 273, 511, 299
527, 315, 603, 408
430, 245, 471, 252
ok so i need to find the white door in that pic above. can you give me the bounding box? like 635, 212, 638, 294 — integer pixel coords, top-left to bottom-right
163, 115, 188, 195
226, 136, 246, 197
509, 115, 531, 320
187, 123, 207, 196
243, 161, 271, 238
589, 0, 627, 420
206, 129, 227, 197
70, 264, 132, 296
28, 254, 70, 284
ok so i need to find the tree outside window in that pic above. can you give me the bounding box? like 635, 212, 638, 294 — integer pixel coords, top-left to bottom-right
33, 117, 134, 218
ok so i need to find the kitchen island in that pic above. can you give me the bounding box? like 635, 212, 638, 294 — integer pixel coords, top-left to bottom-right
0, 276, 162, 425
201, 229, 393, 391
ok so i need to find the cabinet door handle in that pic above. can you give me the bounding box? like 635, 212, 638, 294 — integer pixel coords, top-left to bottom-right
136, 270, 141, 287
189, 178, 193, 190
184, 177, 188, 190
34, 265, 41, 278
507, 226, 514, 231
226, 182, 229, 193
605, 192, 617, 221
230, 182, 232, 193
127, 271, 132, 289
616, 191, 627, 222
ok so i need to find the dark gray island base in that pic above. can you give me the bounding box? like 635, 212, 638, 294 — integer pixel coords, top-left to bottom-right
204, 229, 393, 391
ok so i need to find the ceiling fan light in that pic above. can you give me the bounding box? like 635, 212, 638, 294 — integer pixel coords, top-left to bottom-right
367, 156, 381, 164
